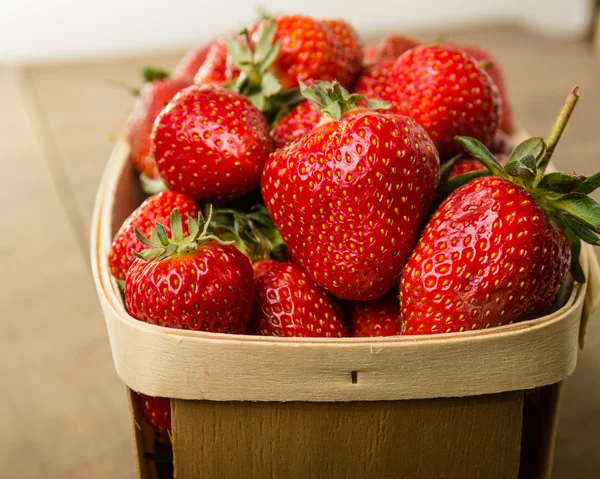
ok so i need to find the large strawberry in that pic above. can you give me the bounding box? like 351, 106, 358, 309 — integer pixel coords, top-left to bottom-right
402, 88, 600, 334
271, 101, 321, 148
125, 70, 191, 179
458, 44, 514, 134
108, 191, 199, 281
262, 81, 440, 300
125, 207, 255, 333
151, 84, 273, 202
387, 44, 502, 159
363, 34, 420, 64
348, 292, 402, 337
249, 260, 348, 337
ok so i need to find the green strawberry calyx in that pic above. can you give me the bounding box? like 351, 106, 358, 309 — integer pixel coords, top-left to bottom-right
300, 80, 390, 122
133, 205, 233, 262
453, 87, 600, 283
226, 18, 303, 117
209, 205, 286, 263
108, 66, 170, 97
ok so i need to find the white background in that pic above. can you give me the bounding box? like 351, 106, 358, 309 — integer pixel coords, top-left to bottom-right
0, 0, 594, 64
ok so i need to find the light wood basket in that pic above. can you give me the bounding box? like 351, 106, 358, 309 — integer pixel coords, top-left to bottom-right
92, 138, 600, 479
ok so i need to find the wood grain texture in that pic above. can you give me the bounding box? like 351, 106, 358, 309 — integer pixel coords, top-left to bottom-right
171, 393, 524, 479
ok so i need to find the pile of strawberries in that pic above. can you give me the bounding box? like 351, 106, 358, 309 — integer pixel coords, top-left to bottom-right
109, 13, 600, 432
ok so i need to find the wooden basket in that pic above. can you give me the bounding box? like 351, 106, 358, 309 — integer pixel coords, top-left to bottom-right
91, 138, 600, 479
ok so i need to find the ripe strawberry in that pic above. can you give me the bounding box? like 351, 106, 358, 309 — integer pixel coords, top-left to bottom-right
402, 88, 600, 334
262, 81, 440, 300
173, 40, 218, 80
353, 58, 395, 104
151, 84, 273, 201
249, 260, 348, 337
348, 292, 402, 337
125, 207, 255, 333
448, 154, 508, 180
126, 73, 191, 179
194, 38, 239, 86
387, 44, 502, 159
458, 45, 514, 134
271, 101, 320, 148
363, 34, 419, 64
108, 191, 199, 280
322, 19, 362, 87
136, 393, 171, 432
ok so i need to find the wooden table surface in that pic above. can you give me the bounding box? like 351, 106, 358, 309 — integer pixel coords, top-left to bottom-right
1, 24, 598, 478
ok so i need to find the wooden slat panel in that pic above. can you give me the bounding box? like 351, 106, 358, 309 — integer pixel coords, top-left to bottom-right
172, 393, 524, 479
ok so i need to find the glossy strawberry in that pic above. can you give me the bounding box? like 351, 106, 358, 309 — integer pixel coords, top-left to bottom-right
271, 101, 320, 148
173, 40, 218, 80
262, 82, 440, 300
136, 393, 171, 431
108, 191, 199, 280
126, 75, 191, 179
353, 58, 395, 104
448, 154, 508, 180
151, 84, 273, 202
388, 44, 502, 159
250, 260, 348, 337
402, 89, 600, 334
322, 19, 362, 87
459, 45, 514, 134
363, 34, 419, 64
194, 38, 239, 85
348, 292, 402, 337
125, 208, 255, 333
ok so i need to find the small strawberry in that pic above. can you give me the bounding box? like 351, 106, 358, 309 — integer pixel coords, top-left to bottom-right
271, 101, 321, 148
262, 81, 440, 300
353, 58, 396, 104
348, 292, 402, 337
125, 69, 191, 179
363, 34, 420, 64
387, 44, 502, 159
322, 19, 363, 87
250, 260, 348, 337
194, 38, 240, 86
151, 84, 273, 202
402, 88, 600, 334
125, 207, 255, 333
136, 393, 171, 432
458, 44, 514, 134
173, 40, 218, 81
108, 191, 199, 281
448, 154, 508, 180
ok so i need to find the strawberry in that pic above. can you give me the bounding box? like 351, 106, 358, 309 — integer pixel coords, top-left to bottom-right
125, 71, 191, 179
125, 207, 255, 333
262, 81, 440, 300
401, 88, 600, 334
387, 44, 502, 159
322, 19, 362, 87
249, 260, 348, 337
194, 38, 240, 86
108, 191, 199, 281
173, 40, 218, 81
448, 154, 508, 180
136, 393, 171, 432
348, 292, 402, 337
458, 44, 514, 134
271, 101, 321, 148
363, 34, 420, 64
353, 58, 395, 104
151, 84, 273, 202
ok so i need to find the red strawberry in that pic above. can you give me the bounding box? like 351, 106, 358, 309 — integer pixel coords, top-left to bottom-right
193, 38, 240, 86
363, 35, 420, 64
250, 260, 348, 337
271, 101, 321, 148
173, 40, 218, 81
448, 154, 508, 180
353, 58, 395, 104
262, 81, 440, 300
348, 292, 402, 337
387, 44, 502, 159
108, 191, 199, 280
126, 75, 191, 179
151, 84, 273, 202
322, 19, 363, 87
458, 45, 514, 134
136, 393, 171, 432
402, 89, 600, 334
125, 207, 255, 333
